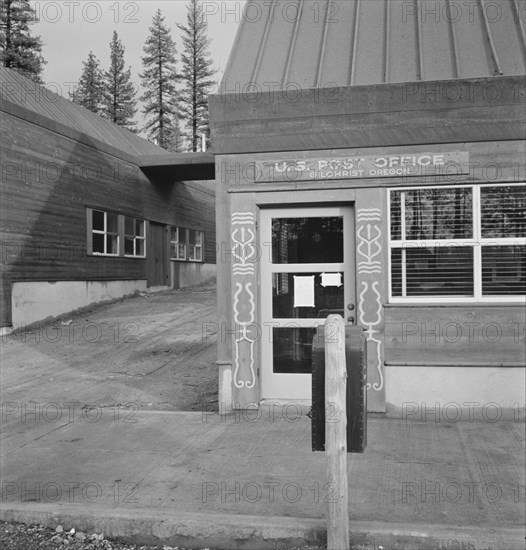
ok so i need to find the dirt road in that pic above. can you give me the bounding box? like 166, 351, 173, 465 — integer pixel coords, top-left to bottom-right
0, 283, 218, 413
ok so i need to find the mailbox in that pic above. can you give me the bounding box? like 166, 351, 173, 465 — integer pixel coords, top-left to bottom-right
311, 325, 367, 453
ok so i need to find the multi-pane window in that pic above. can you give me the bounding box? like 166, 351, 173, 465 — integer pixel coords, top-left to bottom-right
170, 227, 204, 262
125, 217, 145, 257
92, 210, 119, 256
170, 227, 186, 260
389, 184, 526, 301
189, 229, 204, 261
88, 209, 146, 258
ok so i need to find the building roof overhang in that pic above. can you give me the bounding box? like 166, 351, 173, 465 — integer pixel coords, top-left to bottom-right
138, 152, 216, 182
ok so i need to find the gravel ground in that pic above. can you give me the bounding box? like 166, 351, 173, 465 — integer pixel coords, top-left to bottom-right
0, 521, 382, 550
0, 521, 186, 550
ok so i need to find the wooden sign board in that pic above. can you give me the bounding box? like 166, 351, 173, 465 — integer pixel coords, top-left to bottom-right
255, 152, 470, 183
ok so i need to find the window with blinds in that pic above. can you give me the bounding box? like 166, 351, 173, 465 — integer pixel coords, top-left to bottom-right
389, 184, 526, 301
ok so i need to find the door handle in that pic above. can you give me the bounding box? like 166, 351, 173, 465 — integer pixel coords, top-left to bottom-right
347, 316, 355, 324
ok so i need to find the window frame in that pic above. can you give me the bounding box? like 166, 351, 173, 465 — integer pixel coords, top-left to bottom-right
124, 217, 146, 258
189, 229, 204, 262
387, 183, 526, 304
170, 226, 204, 263
90, 209, 120, 257
87, 208, 146, 259
170, 227, 187, 261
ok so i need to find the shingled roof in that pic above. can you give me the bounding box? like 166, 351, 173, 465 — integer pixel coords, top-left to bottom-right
0, 66, 164, 157
222, 0, 526, 90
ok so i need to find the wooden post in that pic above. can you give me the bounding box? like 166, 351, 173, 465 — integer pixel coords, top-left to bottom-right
324, 315, 349, 550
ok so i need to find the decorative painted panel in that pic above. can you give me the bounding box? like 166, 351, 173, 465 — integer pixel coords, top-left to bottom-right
356, 199, 387, 412
230, 208, 259, 406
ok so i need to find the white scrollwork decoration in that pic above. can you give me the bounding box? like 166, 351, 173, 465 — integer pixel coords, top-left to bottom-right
357, 224, 382, 274
233, 281, 256, 389
358, 281, 384, 391
357, 207, 384, 392
231, 212, 257, 389
232, 213, 257, 276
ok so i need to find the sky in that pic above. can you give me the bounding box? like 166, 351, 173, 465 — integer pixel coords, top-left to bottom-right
32, 0, 243, 125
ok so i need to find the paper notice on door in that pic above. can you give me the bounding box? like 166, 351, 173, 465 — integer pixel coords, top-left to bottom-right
293, 275, 315, 308
321, 272, 342, 288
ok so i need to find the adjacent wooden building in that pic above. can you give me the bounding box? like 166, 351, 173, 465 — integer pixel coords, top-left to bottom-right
209, 0, 526, 415
0, 66, 216, 328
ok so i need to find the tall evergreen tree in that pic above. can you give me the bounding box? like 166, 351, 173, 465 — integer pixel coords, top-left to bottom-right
71, 51, 104, 115
103, 31, 137, 131
140, 9, 181, 151
177, 0, 216, 152
0, 0, 45, 82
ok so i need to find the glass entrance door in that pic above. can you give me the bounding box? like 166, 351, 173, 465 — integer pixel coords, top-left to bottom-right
260, 207, 355, 401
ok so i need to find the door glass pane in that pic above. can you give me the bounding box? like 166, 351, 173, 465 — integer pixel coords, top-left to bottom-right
272, 217, 343, 263
272, 272, 344, 318
273, 327, 316, 374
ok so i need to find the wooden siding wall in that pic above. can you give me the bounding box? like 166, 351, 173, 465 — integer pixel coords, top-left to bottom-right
0, 110, 216, 327
384, 306, 526, 368
210, 77, 525, 155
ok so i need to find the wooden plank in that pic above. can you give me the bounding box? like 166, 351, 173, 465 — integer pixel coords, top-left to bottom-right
210, 76, 525, 121
210, 104, 524, 155
385, 305, 526, 367
209, 76, 525, 154
137, 152, 215, 168
324, 315, 349, 550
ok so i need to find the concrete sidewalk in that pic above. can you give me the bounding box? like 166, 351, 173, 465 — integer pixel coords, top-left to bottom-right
0, 407, 524, 549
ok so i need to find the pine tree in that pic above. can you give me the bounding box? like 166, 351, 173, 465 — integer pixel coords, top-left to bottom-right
71, 51, 105, 115
0, 0, 45, 82
103, 31, 137, 131
177, 0, 216, 152
140, 9, 181, 151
